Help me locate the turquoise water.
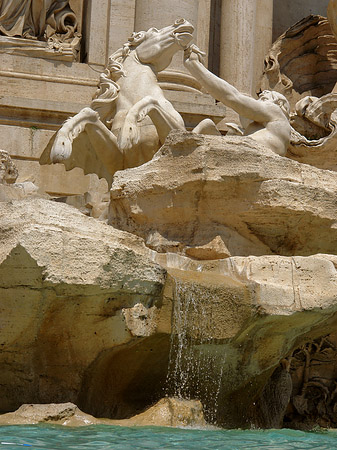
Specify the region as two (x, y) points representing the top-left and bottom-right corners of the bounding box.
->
(0, 425), (336, 450)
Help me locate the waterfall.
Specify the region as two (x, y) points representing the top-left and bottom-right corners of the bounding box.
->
(166, 277), (227, 424)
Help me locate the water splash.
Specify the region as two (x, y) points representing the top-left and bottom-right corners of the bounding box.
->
(166, 278), (227, 424)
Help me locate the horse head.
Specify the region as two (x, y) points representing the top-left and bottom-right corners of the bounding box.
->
(130, 18), (194, 72)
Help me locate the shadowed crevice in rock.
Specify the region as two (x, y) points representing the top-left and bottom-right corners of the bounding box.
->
(77, 334), (171, 419)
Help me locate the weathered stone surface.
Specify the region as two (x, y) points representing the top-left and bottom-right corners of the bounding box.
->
(0, 198), (167, 414)
(0, 403), (98, 426)
(3, 193), (337, 427)
(0, 398), (206, 428)
(109, 131), (337, 258)
(0, 151), (46, 201)
(110, 398), (206, 428)
(161, 252), (337, 426)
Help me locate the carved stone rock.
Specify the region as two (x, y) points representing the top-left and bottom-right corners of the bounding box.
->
(0, 398), (206, 428)
(2, 197), (337, 426)
(0, 150), (44, 201)
(109, 131), (337, 258)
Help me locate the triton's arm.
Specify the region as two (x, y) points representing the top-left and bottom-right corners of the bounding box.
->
(183, 45), (276, 123)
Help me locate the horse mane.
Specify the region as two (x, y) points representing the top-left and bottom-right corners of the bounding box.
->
(90, 31), (146, 126)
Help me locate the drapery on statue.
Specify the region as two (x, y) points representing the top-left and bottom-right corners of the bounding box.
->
(0, 0), (77, 40)
(40, 19), (218, 185)
(183, 45), (291, 156)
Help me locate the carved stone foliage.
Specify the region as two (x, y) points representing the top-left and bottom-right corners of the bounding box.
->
(0, 1), (81, 61)
(285, 334), (337, 429)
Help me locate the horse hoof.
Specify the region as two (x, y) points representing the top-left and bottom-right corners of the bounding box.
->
(118, 120), (140, 151)
(50, 134), (73, 162)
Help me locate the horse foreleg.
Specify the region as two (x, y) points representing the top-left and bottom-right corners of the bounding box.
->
(50, 107), (102, 163)
(51, 107), (123, 175)
(85, 122), (124, 175)
(118, 96), (186, 151)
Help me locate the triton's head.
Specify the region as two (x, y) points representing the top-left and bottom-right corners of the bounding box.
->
(258, 90), (290, 118)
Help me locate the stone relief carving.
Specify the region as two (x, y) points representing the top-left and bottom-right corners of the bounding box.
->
(40, 19), (218, 184)
(288, 94), (337, 171)
(0, 150), (18, 185)
(285, 334), (337, 429)
(259, 15), (337, 108)
(183, 44), (291, 156)
(0, 0), (81, 61)
(258, 12), (337, 171)
(0, 150), (41, 201)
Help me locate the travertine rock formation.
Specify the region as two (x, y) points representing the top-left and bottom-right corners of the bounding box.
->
(2, 193), (337, 427)
(0, 398), (206, 428)
(0, 198), (168, 417)
(0, 403), (98, 426)
(109, 131), (337, 258)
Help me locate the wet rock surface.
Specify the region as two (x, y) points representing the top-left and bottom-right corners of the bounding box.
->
(0, 398), (206, 428)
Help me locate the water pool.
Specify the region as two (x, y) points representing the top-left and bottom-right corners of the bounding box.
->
(0, 425), (335, 450)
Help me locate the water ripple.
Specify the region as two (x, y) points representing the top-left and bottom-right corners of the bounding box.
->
(0, 425), (335, 450)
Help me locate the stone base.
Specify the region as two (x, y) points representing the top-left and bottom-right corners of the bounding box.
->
(0, 36), (79, 62)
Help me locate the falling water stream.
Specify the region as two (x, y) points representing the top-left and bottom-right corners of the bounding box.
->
(166, 278), (227, 424)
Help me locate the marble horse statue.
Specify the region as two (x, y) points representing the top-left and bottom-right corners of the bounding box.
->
(40, 19), (217, 185)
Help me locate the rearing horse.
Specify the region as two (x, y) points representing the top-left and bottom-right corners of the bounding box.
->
(40, 19), (217, 185)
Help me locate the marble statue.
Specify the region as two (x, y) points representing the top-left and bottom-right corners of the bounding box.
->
(40, 19), (218, 184)
(183, 45), (291, 156)
(0, 0), (77, 40)
(0, 0), (80, 61)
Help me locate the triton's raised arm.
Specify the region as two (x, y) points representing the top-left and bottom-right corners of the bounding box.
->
(183, 46), (273, 122)
(183, 45), (291, 156)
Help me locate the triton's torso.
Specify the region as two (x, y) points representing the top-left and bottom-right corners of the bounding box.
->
(244, 118), (290, 156)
